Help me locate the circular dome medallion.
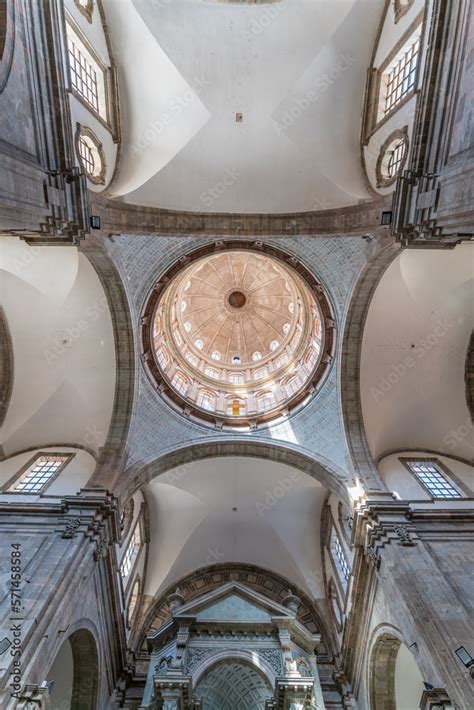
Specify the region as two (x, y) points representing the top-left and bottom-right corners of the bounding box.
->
(228, 290), (247, 309)
(141, 243), (335, 430)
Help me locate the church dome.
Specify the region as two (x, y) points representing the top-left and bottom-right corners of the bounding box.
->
(141, 243), (335, 429)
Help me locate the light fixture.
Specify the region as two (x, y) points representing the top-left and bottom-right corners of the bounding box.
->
(455, 646), (474, 668)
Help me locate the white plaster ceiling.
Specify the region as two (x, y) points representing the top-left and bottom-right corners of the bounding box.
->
(361, 244), (474, 462)
(144, 456), (327, 599)
(0, 238), (116, 457)
(103, 0), (382, 213)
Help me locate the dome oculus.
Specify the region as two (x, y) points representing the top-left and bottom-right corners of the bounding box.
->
(141, 243), (335, 429)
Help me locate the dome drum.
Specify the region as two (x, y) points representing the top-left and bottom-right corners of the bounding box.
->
(141, 242), (335, 430)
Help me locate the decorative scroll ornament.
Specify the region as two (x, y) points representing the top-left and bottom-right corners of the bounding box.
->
(365, 543), (381, 569)
(60, 517), (81, 539)
(394, 525), (416, 546)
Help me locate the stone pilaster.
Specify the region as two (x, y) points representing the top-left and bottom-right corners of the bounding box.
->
(345, 501), (474, 707)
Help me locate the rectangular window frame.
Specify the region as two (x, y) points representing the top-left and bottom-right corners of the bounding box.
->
(64, 14), (114, 133)
(2, 452), (75, 495)
(120, 517), (143, 590)
(363, 11), (425, 140)
(400, 457), (470, 500)
(382, 34), (420, 118)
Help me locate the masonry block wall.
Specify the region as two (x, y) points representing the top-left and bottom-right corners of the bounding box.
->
(0, 491), (125, 709)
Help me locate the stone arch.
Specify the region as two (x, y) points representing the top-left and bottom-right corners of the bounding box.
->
(79, 236), (135, 492)
(140, 563), (333, 655)
(0, 0), (15, 92)
(121, 439), (353, 507)
(368, 624), (425, 710)
(0, 306), (13, 427)
(369, 629), (402, 710)
(193, 649), (276, 689)
(339, 239), (400, 492)
(46, 624), (99, 710)
(194, 656), (274, 710)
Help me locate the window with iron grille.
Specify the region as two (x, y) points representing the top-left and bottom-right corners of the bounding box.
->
(384, 36), (420, 115)
(8, 454), (70, 494)
(404, 460), (464, 499)
(331, 528), (350, 584)
(120, 522), (142, 579)
(67, 35), (100, 113)
(258, 391), (276, 412)
(78, 135), (95, 174)
(197, 390), (215, 411)
(387, 138), (406, 178)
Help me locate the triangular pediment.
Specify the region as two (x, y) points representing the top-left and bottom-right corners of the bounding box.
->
(195, 592), (272, 621)
(173, 582), (294, 623)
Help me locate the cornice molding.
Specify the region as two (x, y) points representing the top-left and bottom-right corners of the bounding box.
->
(89, 193), (391, 237)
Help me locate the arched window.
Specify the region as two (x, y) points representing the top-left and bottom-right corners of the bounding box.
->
(186, 352), (198, 367)
(257, 390), (276, 412)
(304, 346), (318, 372)
(285, 376), (300, 397)
(172, 371), (190, 395)
(197, 389), (216, 412)
(229, 373), (244, 385)
(204, 366), (219, 379)
(254, 366), (269, 380)
(156, 346), (169, 369)
(275, 354), (288, 368)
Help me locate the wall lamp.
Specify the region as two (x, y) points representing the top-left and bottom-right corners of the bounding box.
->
(455, 646), (474, 668)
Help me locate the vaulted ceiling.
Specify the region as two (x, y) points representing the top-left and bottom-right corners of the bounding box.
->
(103, 0), (383, 212)
(143, 456), (327, 600)
(361, 245), (474, 462)
(0, 238), (116, 457)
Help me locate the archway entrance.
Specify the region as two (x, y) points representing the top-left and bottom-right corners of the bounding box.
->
(370, 633), (424, 710)
(46, 628), (99, 710)
(195, 660), (272, 709)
